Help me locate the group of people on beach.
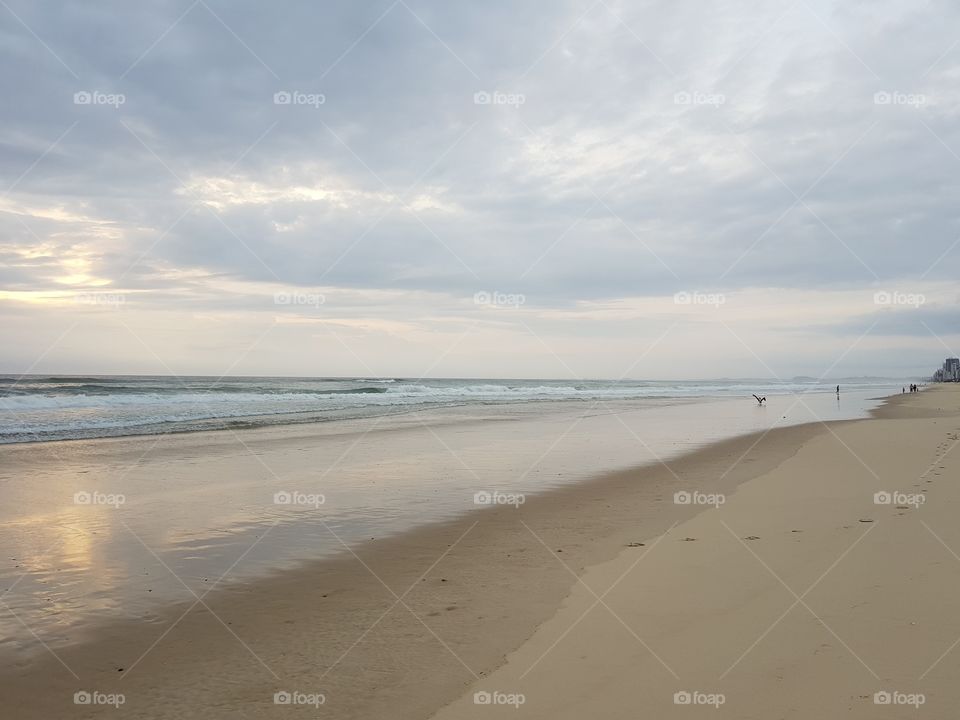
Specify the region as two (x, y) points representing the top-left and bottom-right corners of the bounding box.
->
(904, 384), (920, 393)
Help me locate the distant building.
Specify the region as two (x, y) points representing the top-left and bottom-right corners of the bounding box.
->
(947, 357), (960, 376)
(935, 357), (960, 382)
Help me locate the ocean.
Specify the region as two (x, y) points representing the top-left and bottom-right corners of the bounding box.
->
(0, 375), (905, 443)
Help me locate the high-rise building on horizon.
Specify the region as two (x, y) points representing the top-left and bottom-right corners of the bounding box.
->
(931, 358), (959, 382)
(938, 357), (960, 382)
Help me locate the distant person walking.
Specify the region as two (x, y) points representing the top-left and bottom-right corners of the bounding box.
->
(836, 385), (840, 395)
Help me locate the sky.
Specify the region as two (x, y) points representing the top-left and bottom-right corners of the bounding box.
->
(0, 0), (957, 380)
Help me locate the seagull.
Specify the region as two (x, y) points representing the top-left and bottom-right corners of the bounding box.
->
(752, 394), (766, 406)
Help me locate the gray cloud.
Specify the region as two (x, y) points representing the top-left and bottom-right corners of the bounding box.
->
(1, 0), (959, 375)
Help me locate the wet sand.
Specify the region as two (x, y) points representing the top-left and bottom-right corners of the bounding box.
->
(2, 387), (949, 718)
(0, 391), (884, 657)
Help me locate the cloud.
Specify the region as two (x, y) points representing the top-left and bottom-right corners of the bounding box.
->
(0, 0), (958, 375)
(822, 302), (960, 338)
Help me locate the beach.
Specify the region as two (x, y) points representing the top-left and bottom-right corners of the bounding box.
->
(5, 0), (956, 716)
(0, 383), (889, 657)
(1, 384), (956, 718)
(431, 386), (960, 719)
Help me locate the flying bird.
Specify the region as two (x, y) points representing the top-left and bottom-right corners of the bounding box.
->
(752, 394), (766, 406)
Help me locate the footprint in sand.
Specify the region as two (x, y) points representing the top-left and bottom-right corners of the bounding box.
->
(745, 536), (761, 540)
(682, 537), (698, 542)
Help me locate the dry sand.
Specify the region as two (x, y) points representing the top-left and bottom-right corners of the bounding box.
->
(431, 385), (960, 719)
(3, 386), (957, 718)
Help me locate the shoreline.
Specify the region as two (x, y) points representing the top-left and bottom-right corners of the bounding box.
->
(0, 388), (892, 657)
(0, 391), (921, 718)
(1, 380), (903, 446)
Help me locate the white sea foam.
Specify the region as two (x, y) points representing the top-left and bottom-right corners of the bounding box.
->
(0, 376), (903, 443)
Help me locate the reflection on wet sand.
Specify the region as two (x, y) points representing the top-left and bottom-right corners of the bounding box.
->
(0, 391), (891, 658)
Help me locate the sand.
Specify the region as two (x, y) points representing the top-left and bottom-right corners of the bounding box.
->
(2, 386), (957, 718)
(430, 385), (960, 719)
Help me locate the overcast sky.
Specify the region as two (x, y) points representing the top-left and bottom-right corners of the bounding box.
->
(0, 0), (957, 379)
